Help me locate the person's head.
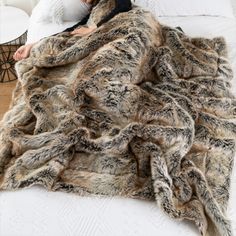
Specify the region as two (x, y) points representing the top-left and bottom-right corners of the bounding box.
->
(81, 0), (98, 4)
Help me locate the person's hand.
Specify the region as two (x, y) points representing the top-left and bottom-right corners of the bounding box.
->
(70, 27), (96, 36)
(13, 43), (35, 61)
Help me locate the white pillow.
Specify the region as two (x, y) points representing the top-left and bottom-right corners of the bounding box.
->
(135, 0), (235, 19)
(31, 0), (63, 24)
(31, 0), (91, 24)
(62, 0), (91, 22)
(232, 0), (236, 17)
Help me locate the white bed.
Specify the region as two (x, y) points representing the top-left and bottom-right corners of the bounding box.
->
(1, 5), (236, 236)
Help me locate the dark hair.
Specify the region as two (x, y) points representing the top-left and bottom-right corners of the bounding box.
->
(92, 0), (99, 6)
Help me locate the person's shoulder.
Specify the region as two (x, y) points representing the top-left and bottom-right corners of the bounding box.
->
(116, 0), (132, 10)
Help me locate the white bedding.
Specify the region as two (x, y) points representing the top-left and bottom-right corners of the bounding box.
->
(1, 16), (236, 236)
(26, 20), (78, 44)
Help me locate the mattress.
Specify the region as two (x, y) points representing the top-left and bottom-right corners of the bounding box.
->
(1, 16), (236, 236)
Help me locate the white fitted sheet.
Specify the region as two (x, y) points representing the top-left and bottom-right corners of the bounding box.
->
(26, 20), (78, 44)
(1, 15), (236, 236)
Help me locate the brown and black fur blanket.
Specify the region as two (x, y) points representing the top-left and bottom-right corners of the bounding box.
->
(0, 3), (235, 236)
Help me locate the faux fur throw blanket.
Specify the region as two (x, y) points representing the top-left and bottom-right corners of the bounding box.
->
(0, 6), (235, 236)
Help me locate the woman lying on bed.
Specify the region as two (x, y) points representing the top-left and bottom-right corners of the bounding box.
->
(13, 0), (132, 61)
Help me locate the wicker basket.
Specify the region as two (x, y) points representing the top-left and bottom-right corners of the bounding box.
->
(0, 31), (27, 83)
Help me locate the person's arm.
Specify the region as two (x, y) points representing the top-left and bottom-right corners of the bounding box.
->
(62, 14), (91, 32)
(97, 0), (132, 27)
(63, 0), (132, 37)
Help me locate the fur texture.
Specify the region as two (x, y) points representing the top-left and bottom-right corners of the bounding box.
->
(0, 5), (235, 236)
